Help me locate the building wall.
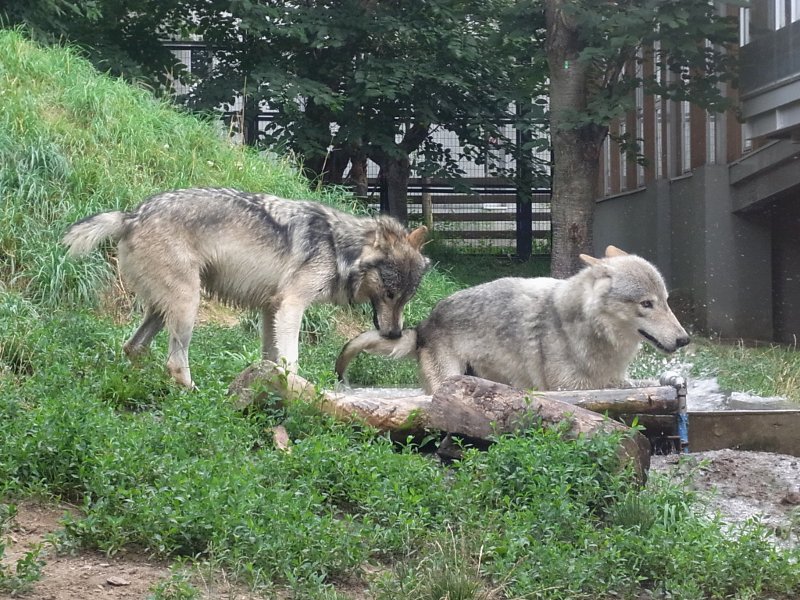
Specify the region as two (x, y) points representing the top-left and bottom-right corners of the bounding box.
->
(592, 5), (800, 344)
(773, 195), (800, 344)
(594, 166), (775, 341)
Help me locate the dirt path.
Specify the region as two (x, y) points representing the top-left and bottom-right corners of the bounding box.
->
(3, 449), (798, 599)
(650, 449), (800, 546)
(0, 502), (261, 600)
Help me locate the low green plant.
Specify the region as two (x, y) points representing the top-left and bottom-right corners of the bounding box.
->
(0, 503), (45, 595)
(148, 569), (201, 600)
(375, 530), (497, 600)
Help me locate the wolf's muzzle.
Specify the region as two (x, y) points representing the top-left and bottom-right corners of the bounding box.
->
(371, 303), (401, 338)
(639, 329), (690, 352)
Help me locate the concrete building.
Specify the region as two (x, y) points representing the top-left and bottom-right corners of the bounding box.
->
(593, 2), (800, 344)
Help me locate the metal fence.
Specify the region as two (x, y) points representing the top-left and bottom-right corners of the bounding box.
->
(368, 178), (551, 255)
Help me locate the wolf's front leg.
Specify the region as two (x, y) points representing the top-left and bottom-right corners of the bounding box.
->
(273, 299), (307, 372)
(261, 304), (279, 362)
(166, 321), (195, 388)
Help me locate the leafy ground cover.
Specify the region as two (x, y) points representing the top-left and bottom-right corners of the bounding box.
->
(0, 29), (798, 599)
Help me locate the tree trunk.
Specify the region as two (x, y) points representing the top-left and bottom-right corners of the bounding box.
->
(421, 176), (433, 230)
(377, 155), (411, 225)
(346, 153), (369, 198)
(516, 102), (533, 260)
(545, 0), (607, 278)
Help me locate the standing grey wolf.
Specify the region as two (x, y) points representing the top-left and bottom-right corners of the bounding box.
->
(336, 246), (689, 393)
(63, 188), (429, 387)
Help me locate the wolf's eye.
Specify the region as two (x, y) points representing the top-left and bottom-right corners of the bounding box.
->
(386, 291), (396, 300)
(640, 300), (654, 309)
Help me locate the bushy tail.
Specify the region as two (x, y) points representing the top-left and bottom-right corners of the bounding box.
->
(62, 212), (127, 258)
(335, 328), (418, 383)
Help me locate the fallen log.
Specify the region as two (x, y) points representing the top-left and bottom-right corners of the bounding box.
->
(228, 361), (430, 431)
(544, 386), (677, 415)
(429, 376), (651, 480)
(229, 362), (652, 480)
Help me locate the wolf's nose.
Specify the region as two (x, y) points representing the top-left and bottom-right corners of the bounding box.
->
(675, 336), (690, 349)
(384, 329), (402, 340)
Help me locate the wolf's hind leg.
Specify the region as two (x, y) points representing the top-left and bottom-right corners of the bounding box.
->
(123, 308), (165, 359)
(164, 295), (200, 388)
(418, 347), (463, 394)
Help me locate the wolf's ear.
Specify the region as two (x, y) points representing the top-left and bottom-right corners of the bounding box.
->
(579, 253), (602, 267)
(406, 225), (428, 251)
(604, 245), (628, 257)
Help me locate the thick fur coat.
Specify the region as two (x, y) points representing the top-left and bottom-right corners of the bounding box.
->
(336, 246), (689, 393)
(63, 188), (429, 387)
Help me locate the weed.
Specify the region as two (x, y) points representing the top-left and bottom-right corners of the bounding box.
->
(375, 530), (498, 600)
(148, 569), (201, 600)
(0, 503), (45, 595)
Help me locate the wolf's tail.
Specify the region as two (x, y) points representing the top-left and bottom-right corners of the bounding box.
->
(335, 328), (418, 382)
(62, 212), (127, 258)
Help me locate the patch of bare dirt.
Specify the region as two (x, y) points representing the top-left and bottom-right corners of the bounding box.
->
(0, 501), (263, 600)
(650, 449), (800, 545)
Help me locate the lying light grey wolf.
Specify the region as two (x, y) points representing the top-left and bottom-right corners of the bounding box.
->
(336, 246), (689, 393)
(63, 188), (429, 387)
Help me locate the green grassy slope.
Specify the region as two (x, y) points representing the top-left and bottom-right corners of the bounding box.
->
(0, 26), (456, 386)
(0, 28), (359, 306)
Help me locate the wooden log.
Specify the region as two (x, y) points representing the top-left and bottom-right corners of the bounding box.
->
(229, 364), (652, 480)
(543, 386), (678, 415)
(228, 361), (430, 431)
(428, 376), (651, 481)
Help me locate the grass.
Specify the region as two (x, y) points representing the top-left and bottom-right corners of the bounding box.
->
(0, 28), (799, 600)
(2, 300), (797, 599)
(687, 338), (800, 402)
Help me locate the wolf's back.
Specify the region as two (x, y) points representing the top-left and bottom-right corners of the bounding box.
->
(62, 212), (127, 258)
(335, 328), (418, 382)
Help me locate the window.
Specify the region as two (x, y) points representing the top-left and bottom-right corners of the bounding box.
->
(653, 41), (663, 180)
(776, 0), (800, 26)
(635, 52), (645, 186)
(776, 0), (787, 29)
(740, 7), (751, 45)
(680, 101), (691, 174)
(707, 112), (717, 165)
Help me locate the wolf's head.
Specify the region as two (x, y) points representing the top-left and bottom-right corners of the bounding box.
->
(579, 246), (690, 353)
(353, 220), (430, 339)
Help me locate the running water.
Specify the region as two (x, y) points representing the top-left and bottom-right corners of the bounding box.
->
(687, 376), (794, 411)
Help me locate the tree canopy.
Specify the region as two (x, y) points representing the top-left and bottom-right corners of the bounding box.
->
(181, 0), (548, 222)
(3, 0), (190, 88)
